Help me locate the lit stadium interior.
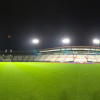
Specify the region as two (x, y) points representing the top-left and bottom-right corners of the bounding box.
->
(1, 1), (100, 100)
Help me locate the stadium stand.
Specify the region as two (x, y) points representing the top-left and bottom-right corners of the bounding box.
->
(0, 46), (100, 63)
(64, 55), (74, 62)
(56, 55), (67, 62)
(12, 56), (18, 62)
(95, 55), (100, 62)
(4, 55), (12, 62)
(50, 55), (61, 62)
(0, 55), (4, 62)
(44, 55), (54, 61)
(38, 55), (48, 61)
(28, 55), (34, 62)
(1, 54), (100, 63)
(17, 56), (23, 62)
(34, 55), (41, 61)
(74, 55), (87, 63)
(87, 55), (97, 62)
(23, 55), (29, 62)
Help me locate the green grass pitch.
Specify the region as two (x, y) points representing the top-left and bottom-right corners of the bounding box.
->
(0, 62), (100, 100)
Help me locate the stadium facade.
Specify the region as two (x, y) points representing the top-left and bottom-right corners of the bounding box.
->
(1, 46), (100, 63)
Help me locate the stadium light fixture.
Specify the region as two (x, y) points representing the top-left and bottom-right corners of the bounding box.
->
(62, 38), (70, 44)
(93, 39), (100, 44)
(32, 39), (39, 44)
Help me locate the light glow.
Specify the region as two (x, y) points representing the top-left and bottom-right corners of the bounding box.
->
(93, 39), (100, 44)
(62, 39), (70, 44)
(32, 39), (39, 44)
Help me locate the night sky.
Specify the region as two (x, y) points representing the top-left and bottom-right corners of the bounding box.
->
(0, 1), (100, 50)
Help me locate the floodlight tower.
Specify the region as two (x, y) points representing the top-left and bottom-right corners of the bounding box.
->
(32, 39), (39, 49)
(93, 39), (100, 47)
(62, 38), (70, 46)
